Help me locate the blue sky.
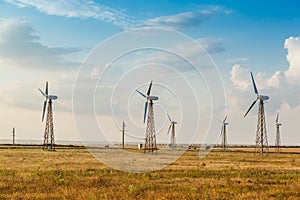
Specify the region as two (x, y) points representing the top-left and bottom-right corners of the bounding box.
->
(1, 0), (300, 145)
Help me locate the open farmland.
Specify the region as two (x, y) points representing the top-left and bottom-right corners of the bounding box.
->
(0, 147), (299, 200)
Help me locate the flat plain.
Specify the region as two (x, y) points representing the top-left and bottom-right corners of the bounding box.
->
(0, 146), (299, 200)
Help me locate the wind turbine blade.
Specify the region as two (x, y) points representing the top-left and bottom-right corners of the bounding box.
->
(276, 112), (279, 123)
(143, 101), (148, 123)
(136, 90), (146, 98)
(244, 99), (258, 117)
(42, 100), (47, 121)
(167, 113), (172, 122)
(167, 124), (172, 135)
(147, 80), (152, 96)
(220, 125), (223, 137)
(223, 115), (227, 123)
(250, 72), (258, 95)
(45, 81), (48, 96)
(38, 88), (46, 97)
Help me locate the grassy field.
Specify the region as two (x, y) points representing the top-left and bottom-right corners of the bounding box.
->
(0, 147), (299, 200)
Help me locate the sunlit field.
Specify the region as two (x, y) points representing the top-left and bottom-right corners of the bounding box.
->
(0, 146), (299, 199)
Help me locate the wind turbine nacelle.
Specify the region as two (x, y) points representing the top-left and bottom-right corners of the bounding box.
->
(259, 95), (269, 101)
(276, 123), (282, 126)
(224, 122), (228, 125)
(49, 95), (58, 100)
(149, 96), (158, 101)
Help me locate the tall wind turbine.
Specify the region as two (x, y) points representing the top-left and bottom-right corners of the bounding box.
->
(219, 116), (228, 151)
(38, 81), (58, 151)
(244, 72), (269, 156)
(167, 113), (177, 150)
(136, 80), (158, 154)
(275, 112), (282, 153)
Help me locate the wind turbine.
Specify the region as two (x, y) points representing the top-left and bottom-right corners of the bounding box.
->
(136, 80), (158, 154)
(38, 81), (58, 151)
(218, 116), (228, 151)
(120, 121), (126, 150)
(275, 112), (282, 153)
(244, 72), (269, 156)
(167, 113), (177, 150)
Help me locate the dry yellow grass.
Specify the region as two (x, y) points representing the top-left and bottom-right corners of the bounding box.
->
(0, 147), (299, 199)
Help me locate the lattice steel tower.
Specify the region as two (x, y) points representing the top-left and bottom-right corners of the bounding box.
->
(144, 100), (157, 153)
(38, 82), (58, 151)
(255, 100), (269, 156)
(136, 81), (158, 154)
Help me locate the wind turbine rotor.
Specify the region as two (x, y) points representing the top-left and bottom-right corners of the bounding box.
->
(143, 101), (148, 123)
(223, 115), (227, 123)
(147, 81), (158, 101)
(244, 72), (270, 117)
(167, 124), (172, 135)
(38, 82), (49, 121)
(38, 81), (58, 121)
(45, 81), (48, 97)
(220, 125), (224, 137)
(38, 88), (46, 97)
(244, 98), (258, 117)
(136, 81), (159, 124)
(147, 80), (152, 96)
(167, 113), (172, 122)
(42, 100), (47, 121)
(276, 112), (282, 126)
(136, 89), (146, 98)
(250, 72), (258, 95)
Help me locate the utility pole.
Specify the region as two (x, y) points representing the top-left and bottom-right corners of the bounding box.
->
(12, 127), (16, 145)
(121, 121), (125, 150)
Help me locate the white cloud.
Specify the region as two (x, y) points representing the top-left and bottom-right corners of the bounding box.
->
(197, 38), (225, 54)
(266, 71), (286, 89)
(227, 57), (249, 63)
(230, 64), (251, 92)
(284, 36), (300, 85)
(140, 6), (229, 30)
(140, 7), (230, 30)
(142, 10), (213, 30)
(90, 67), (101, 79)
(123, 37), (225, 72)
(0, 19), (80, 70)
(4, 0), (133, 27)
